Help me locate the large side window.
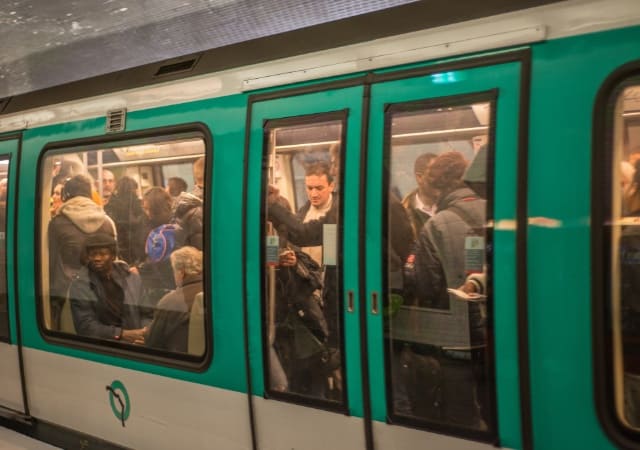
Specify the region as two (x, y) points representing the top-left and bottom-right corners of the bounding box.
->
(384, 99), (494, 433)
(262, 116), (346, 407)
(606, 79), (640, 432)
(39, 133), (207, 360)
(0, 157), (9, 341)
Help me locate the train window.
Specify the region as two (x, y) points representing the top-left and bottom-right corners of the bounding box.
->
(262, 117), (345, 407)
(385, 100), (494, 432)
(0, 158), (9, 341)
(608, 81), (640, 431)
(39, 133), (207, 360)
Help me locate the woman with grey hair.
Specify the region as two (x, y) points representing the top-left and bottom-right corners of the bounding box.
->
(145, 246), (204, 353)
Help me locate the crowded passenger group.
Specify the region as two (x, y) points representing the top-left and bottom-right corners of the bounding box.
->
(47, 156), (205, 355)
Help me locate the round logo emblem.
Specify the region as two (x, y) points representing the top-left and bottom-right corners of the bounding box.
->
(106, 380), (131, 426)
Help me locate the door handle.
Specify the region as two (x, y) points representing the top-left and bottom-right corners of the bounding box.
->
(371, 291), (379, 315)
(347, 290), (354, 313)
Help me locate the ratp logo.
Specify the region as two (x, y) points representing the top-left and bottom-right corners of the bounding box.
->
(106, 380), (131, 427)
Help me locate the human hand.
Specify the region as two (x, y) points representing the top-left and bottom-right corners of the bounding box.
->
(121, 327), (147, 344)
(279, 249), (296, 267)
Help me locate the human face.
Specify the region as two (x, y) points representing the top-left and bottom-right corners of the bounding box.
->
(305, 174), (334, 208)
(102, 170), (115, 196)
(87, 247), (115, 275)
(142, 199), (151, 218)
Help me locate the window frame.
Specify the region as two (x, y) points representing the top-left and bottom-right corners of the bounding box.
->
(381, 91), (498, 439)
(260, 111), (350, 413)
(35, 123), (214, 371)
(0, 152), (12, 343)
(593, 61), (640, 448)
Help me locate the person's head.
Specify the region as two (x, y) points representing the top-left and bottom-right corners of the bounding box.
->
(624, 159), (640, 214)
(413, 153), (439, 199)
(304, 161), (335, 208)
(50, 183), (64, 213)
(428, 151), (468, 199)
(166, 177), (188, 197)
(84, 233), (117, 275)
(170, 246), (203, 287)
(115, 176), (139, 198)
(193, 157), (205, 188)
(143, 187), (173, 226)
(101, 169), (116, 199)
(328, 143), (341, 181)
(62, 174), (93, 202)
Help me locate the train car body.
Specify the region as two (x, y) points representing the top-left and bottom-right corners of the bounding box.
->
(0, 1), (640, 449)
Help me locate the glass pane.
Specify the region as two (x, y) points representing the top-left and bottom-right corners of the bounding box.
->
(263, 119), (344, 404)
(611, 83), (640, 429)
(385, 102), (492, 431)
(0, 158), (9, 340)
(40, 135), (207, 357)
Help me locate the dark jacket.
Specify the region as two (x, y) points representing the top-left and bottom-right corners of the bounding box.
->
(401, 188), (435, 240)
(268, 199), (340, 346)
(105, 191), (147, 265)
(69, 261), (149, 340)
(49, 196), (116, 299)
(415, 187), (485, 308)
(146, 274), (204, 353)
(174, 193), (203, 250)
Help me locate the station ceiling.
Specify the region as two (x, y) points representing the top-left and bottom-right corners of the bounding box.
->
(0, 0), (561, 100)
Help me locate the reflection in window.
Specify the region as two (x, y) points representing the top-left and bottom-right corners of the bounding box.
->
(263, 119), (345, 406)
(385, 101), (494, 433)
(0, 159), (9, 340)
(40, 135), (207, 358)
(610, 83), (640, 430)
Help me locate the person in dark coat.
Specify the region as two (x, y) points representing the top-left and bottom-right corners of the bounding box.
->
(69, 233), (149, 342)
(146, 246), (204, 353)
(48, 174), (116, 330)
(173, 192), (203, 251)
(410, 150), (488, 429)
(105, 176), (147, 266)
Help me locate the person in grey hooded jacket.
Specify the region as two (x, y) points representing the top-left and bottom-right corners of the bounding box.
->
(48, 174), (116, 330)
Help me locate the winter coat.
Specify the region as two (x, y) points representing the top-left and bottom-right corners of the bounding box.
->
(174, 193), (203, 250)
(146, 274), (204, 353)
(48, 196), (116, 300)
(69, 261), (149, 340)
(105, 191), (147, 266)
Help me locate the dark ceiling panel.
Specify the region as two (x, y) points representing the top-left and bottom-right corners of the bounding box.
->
(1, 0), (563, 113)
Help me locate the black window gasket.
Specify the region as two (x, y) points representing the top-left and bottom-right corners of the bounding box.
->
(35, 122), (213, 373)
(381, 90), (498, 443)
(259, 110), (350, 414)
(593, 61), (640, 449)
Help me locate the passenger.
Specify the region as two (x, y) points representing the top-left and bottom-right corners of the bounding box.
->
(142, 187), (173, 229)
(104, 176), (147, 266)
(146, 246), (203, 353)
(411, 150), (487, 428)
(48, 174), (116, 330)
(471, 134), (488, 155)
(267, 161), (342, 400)
(173, 192), (203, 250)
(268, 212), (328, 397)
(401, 152), (439, 239)
(69, 233), (149, 342)
(191, 156), (205, 200)
(100, 169), (116, 205)
(50, 183), (64, 217)
(620, 158), (640, 427)
(138, 187), (183, 308)
(166, 176), (188, 209)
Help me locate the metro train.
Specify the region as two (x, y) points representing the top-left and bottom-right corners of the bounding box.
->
(1, 1), (640, 449)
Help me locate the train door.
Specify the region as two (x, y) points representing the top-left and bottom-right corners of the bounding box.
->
(364, 59), (526, 448)
(246, 85), (367, 448)
(0, 135), (25, 415)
